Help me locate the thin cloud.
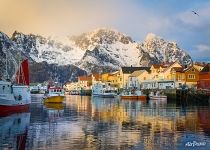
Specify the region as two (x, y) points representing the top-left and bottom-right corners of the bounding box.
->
(196, 44), (210, 51)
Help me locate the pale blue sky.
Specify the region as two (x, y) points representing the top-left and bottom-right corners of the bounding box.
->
(0, 0), (209, 61)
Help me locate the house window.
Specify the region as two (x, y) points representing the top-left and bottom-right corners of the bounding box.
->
(192, 69), (195, 72)
(188, 74), (195, 79)
(144, 77), (146, 80)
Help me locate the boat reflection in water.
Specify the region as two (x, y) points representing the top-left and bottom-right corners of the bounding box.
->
(0, 112), (30, 150)
(44, 103), (64, 122)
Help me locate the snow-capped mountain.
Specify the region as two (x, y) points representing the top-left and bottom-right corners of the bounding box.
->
(73, 28), (192, 72)
(0, 31), (86, 83)
(11, 31), (85, 65)
(138, 33), (192, 66)
(0, 28), (192, 81)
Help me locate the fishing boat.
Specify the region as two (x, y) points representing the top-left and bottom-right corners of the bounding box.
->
(43, 86), (65, 103)
(149, 91), (167, 100)
(120, 89), (147, 100)
(92, 82), (117, 98)
(0, 59), (31, 116)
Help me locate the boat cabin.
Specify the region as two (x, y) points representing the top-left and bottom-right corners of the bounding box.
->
(48, 87), (64, 94)
(0, 80), (13, 94)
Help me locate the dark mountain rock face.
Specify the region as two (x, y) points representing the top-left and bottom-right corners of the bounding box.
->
(30, 62), (87, 83)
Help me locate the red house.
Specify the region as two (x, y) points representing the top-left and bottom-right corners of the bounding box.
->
(197, 63), (210, 89)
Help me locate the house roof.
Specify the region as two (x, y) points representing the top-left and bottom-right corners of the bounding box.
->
(92, 74), (101, 81)
(78, 75), (92, 81)
(183, 65), (199, 72)
(130, 70), (145, 77)
(163, 61), (182, 73)
(121, 67), (150, 74)
(171, 67), (183, 72)
(200, 63), (210, 73)
(152, 64), (168, 69)
(194, 62), (206, 67)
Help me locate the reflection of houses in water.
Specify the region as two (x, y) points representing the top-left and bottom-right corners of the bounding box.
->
(0, 113), (30, 150)
(198, 108), (210, 137)
(65, 95), (92, 115)
(90, 97), (204, 149)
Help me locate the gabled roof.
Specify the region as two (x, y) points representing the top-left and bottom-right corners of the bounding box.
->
(121, 67), (150, 74)
(200, 63), (210, 73)
(78, 75), (92, 81)
(183, 65), (199, 72)
(130, 70), (145, 77)
(163, 61), (182, 73)
(152, 64), (168, 69)
(171, 67), (183, 72)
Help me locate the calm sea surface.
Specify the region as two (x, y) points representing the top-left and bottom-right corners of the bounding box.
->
(0, 95), (210, 150)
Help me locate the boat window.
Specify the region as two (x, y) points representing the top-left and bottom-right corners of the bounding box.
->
(54, 89), (56, 92)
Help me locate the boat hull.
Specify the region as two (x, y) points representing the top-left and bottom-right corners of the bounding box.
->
(150, 96), (167, 100)
(92, 94), (116, 98)
(43, 96), (64, 103)
(0, 104), (29, 117)
(121, 95), (147, 100)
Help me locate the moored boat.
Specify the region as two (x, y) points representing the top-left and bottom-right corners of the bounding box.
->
(43, 86), (65, 103)
(92, 82), (117, 98)
(149, 91), (167, 100)
(120, 89), (147, 100)
(0, 59), (31, 115)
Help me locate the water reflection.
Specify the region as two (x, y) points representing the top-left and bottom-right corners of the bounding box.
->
(1, 95), (210, 149)
(0, 112), (30, 150)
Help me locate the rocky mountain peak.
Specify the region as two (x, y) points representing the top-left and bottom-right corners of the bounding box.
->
(70, 28), (133, 50)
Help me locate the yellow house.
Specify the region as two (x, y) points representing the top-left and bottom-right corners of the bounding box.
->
(101, 71), (120, 88)
(184, 65), (200, 87)
(170, 65), (200, 88)
(160, 61), (182, 80)
(150, 64), (168, 80)
(135, 70), (151, 82)
(170, 67), (185, 87)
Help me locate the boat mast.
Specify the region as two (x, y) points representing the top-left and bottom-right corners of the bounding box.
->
(5, 50), (9, 80)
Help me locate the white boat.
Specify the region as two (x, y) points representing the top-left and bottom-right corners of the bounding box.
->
(92, 82), (117, 98)
(149, 91), (167, 100)
(0, 59), (31, 115)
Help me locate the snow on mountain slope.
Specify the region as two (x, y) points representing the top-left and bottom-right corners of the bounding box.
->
(74, 29), (192, 72)
(1, 28), (192, 75)
(138, 33), (192, 65)
(11, 31), (85, 65)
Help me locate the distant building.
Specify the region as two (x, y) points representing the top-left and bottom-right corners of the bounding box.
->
(197, 63), (210, 89)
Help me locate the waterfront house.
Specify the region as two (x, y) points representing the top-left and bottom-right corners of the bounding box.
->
(197, 63), (210, 89)
(127, 71), (143, 89)
(119, 66), (150, 89)
(183, 65), (200, 88)
(78, 75), (92, 90)
(150, 64), (168, 80)
(170, 67), (185, 87)
(101, 71), (119, 88)
(159, 61), (182, 80)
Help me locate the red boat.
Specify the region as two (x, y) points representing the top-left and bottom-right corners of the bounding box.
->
(0, 59), (31, 115)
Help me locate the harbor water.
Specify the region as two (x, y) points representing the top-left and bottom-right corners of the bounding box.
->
(0, 95), (210, 150)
